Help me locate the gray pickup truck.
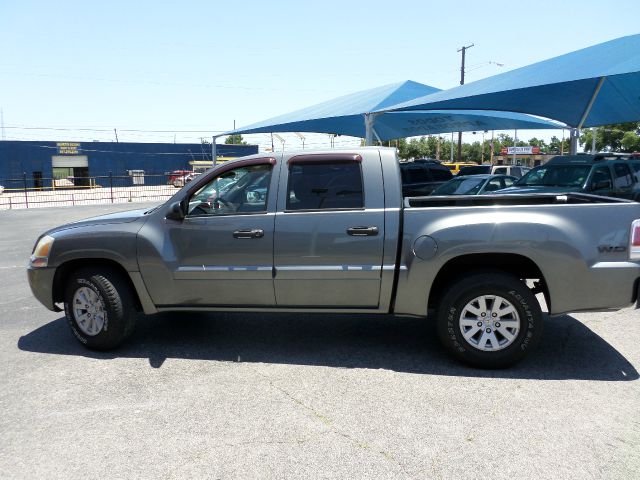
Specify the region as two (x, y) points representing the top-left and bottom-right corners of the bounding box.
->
(28, 148), (640, 368)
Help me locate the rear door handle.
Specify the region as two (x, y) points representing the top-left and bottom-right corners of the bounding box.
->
(346, 226), (379, 236)
(233, 229), (264, 239)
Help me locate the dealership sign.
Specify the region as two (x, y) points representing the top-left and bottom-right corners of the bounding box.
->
(500, 146), (541, 155)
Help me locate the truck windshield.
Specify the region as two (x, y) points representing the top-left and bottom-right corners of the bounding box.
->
(516, 165), (591, 187)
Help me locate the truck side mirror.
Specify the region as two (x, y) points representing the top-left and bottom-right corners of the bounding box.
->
(166, 201), (185, 221)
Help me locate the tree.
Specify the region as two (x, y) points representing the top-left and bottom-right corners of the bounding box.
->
(548, 135), (570, 154)
(621, 131), (640, 152)
(580, 122), (639, 152)
(224, 134), (247, 145)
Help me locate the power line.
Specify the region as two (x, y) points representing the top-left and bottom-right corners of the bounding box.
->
(4, 125), (225, 133)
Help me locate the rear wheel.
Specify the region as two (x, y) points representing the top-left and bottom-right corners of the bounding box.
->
(63, 268), (137, 350)
(436, 272), (543, 368)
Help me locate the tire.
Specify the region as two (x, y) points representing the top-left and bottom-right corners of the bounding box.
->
(436, 271), (543, 369)
(63, 268), (137, 350)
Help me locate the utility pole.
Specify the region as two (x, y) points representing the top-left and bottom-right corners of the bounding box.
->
(457, 43), (474, 162)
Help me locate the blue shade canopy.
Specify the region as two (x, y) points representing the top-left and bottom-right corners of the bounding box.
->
(225, 80), (563, 141)
(385, 35), (640, 128)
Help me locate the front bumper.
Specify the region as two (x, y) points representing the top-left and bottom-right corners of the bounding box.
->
(27, 267), (58, 311)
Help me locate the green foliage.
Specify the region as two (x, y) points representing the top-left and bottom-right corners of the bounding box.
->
(395, 136), (459, 161)
(580, 123), (640, 152)
(224, 134), (247, 145)
(548, 135), (570, 154)
(621, 131), (640, 152)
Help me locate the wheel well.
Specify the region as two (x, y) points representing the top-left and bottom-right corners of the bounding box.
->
(52, 259), (142, 311)
(428, 253), (550, 312)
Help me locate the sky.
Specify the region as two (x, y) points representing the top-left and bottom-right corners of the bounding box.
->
(1, 0), (639, 153)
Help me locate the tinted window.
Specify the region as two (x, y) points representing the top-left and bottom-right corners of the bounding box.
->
(493, 167), (508, 175)
(591, 165), (612, 190)
(188, 164), (273, 216)
(430, 168), (453, 181)
(287, 162), (363, 210)
(517, 165), (591, 187)
(458, 165), (490, 176)
(401, 166), (431, 184)
(613, 163), (633, 188)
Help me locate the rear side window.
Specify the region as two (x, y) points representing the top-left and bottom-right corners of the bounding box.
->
(493, 167), (508, 175)
(401, 166), (432, 184)
(430, 169), (453, 181)
(591, 165), (612, 188)
(613, 163), (633, 188)
(287, 162), (363, 210)
(459, 165), (490, 176)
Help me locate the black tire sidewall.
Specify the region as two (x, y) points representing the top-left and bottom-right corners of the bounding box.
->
(64, 270), (130, 350)
(437, 273), (542, 368)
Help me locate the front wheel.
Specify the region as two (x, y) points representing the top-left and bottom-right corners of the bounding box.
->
(436, 272), (543, 368)
(63, 268), (137, 350)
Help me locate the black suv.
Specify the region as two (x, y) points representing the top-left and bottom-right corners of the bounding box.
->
(400, 159), (453, 196)
(500, 153), (640, 200)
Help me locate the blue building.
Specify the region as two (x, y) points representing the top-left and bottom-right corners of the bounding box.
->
(0, 140), (258, 187)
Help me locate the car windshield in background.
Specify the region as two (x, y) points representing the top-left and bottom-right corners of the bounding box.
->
(432, 177), (485, 195)
(516, 165), (592, 187)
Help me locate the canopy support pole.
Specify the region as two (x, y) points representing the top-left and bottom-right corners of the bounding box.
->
(569, 129), (579, 155)
(577, 77), (605, 130)
(364, 113), (379, 146)
(212, 135), (220, 166)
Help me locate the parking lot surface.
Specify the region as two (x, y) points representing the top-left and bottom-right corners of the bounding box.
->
(1, 204), (639, 479)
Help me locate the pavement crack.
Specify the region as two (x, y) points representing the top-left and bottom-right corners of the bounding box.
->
(247, 365), (410, 477)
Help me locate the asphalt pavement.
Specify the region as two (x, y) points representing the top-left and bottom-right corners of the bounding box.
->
(1, 203), (639, 479)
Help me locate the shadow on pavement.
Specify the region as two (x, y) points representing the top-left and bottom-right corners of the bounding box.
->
(18, 312), (638, 381)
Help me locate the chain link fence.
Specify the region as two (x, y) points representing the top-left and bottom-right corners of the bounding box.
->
(0, 172), (184, 210)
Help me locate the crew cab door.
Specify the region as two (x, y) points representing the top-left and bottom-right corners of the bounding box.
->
(273, 153), (385, 307)
(138, 158), (278, 307)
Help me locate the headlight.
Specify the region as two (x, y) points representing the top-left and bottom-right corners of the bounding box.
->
(30, 235), (54, 268)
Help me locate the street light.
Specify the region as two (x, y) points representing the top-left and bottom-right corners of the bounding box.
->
(273, 133), (286, 152)
(294, 132), (306, 149)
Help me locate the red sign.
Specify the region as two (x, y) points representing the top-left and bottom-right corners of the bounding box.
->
(500, 146), (540, 155)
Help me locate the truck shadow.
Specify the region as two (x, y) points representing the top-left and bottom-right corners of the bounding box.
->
(18, 312), (638, 381)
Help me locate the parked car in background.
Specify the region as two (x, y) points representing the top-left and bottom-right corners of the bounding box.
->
(458, 164), (531, 178)
(399, 159), (453, 196)
(499, 153), (640, 200)
(168, 170), (192, 187)
(441, 162), (477, 175)
(431, 174), (518, 196)
(0, 185), (4, 195)
(171, 171), (202, 188)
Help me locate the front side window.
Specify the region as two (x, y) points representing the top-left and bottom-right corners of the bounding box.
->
(287, 162), (363, 210)
(517, 165), (591, 187)
(187, 164), (273, 216)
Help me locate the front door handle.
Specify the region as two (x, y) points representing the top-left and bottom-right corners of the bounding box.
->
(346, 226), (379, 236)
(233, 229), (264, 239)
